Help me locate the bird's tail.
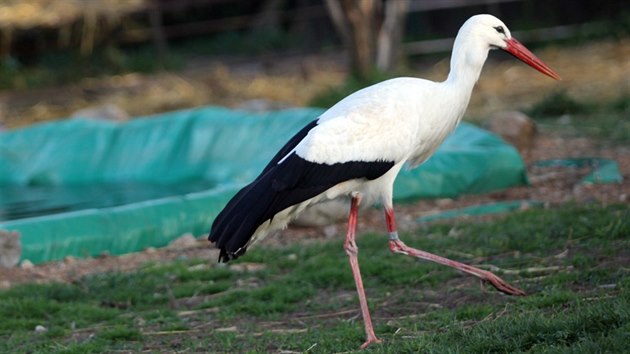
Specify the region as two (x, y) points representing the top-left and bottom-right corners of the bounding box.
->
(208, 151), (395, 262)
(208, 173), (278, 263)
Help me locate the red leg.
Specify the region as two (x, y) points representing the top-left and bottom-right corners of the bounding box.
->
(384, 208), (525, 296)
(345, 194), (381, 349)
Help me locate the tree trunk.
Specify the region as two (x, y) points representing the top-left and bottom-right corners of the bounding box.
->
(325, 0), (378, 78)
(149, 4), (169, 65)
(376, 0), (409, 72)
(324, 0), (409, 79)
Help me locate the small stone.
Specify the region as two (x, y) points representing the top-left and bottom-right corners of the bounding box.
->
(485, 111), (537, 155)
(0, 230), (21, 268)
(229, 263), (267, 272)
(34, 325), (48, 333)
(0, 280), (10, 289)
(287, 254), (297, 261)
(20, 259), (34, 269)
(435, 198), (454, 207)
(145, 247), (157, 254)
(134, 317), (146, 326)
(187, 263), (208, 272)
(64, 255), (76, 264)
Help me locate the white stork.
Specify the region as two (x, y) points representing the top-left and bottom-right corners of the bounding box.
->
(209, 14), (560, 348)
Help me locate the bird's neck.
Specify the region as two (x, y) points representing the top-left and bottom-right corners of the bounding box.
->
(445, 36), (490, 95)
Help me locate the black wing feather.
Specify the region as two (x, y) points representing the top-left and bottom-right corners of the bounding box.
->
(259, 119), (319, 177)
(208, 119), (318, 241)
(208, 119), (394, 262)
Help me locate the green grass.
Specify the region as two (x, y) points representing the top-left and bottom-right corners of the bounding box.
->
(1, 203), (629, 353)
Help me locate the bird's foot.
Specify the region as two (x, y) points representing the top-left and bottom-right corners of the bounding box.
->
(359, 336), (382, 350)
(344, 239), (358, 257)
(480, 270), (526, 296)
(388, 239), (526, 296)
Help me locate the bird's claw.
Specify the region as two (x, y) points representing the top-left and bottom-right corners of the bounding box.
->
(483, 272), (526, 296)
(359, 336), (382, 350)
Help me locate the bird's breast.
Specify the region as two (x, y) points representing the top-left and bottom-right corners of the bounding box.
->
(408, 93), (467, 166)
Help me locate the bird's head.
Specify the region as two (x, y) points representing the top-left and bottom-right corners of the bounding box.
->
(460, 14), (561, 80)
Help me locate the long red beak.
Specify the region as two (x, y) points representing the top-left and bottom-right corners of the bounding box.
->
(504, 38), (561, 80)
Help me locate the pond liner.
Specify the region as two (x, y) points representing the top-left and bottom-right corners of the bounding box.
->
(417, 200), (544, 223)
(0, 106), (527, 264)
(533, 158), (623, 185)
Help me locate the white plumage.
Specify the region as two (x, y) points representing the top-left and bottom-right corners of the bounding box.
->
(208, 14), (560, 348)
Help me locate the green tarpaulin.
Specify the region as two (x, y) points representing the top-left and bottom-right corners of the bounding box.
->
(533, 158), (622, 185)
(0, 106), (527, 263)
(417, 200), (544, 223)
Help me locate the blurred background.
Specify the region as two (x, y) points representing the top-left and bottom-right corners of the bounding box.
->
(0, 0), (628, 265)
(0, 2), (629, 350)
(0, 0), (628, 129)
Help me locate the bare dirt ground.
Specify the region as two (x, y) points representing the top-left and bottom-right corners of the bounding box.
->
(0, 38), (628, 289)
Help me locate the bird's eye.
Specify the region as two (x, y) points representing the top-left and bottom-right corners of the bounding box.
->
(494, 26), (505, 34)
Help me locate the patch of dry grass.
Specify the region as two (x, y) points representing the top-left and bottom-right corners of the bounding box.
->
(3, 39), (627, 129)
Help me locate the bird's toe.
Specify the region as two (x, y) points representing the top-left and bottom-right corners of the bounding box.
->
(359, 337), (382, 350)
